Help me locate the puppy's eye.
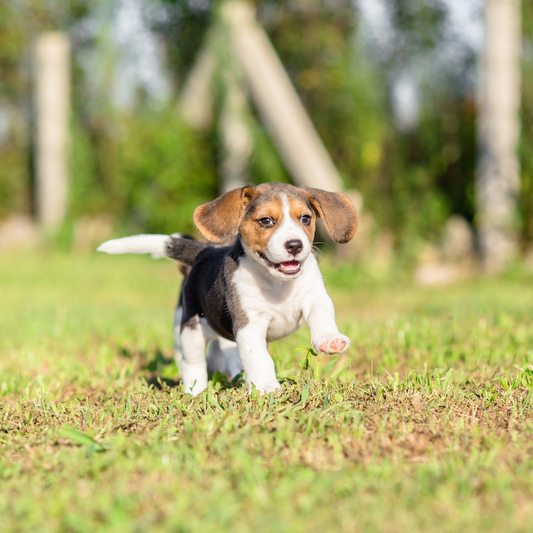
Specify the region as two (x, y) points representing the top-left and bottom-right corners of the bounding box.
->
(259, 217), (275, 228)
(300, 214), (312, 226)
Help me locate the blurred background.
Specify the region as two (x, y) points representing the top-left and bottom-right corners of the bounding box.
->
(0, 0), (531, 283)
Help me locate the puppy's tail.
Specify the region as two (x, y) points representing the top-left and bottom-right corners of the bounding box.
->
(97, 233), (210, 266)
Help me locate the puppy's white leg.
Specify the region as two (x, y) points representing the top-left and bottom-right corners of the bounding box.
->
(218, 337), (243, 380)
(206, 339), (228, 376)
(206, 337), (242, 379)
(236, 323), (280, 394)
(304, 281), (350, 355)
(180, 317), (209, 396)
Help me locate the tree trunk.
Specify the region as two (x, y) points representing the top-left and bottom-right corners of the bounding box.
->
(218, 62), (253, 194)
(35, 32), (70, 232)
(476, 0), (522, 271)
(222, 0), (344, 192)
(178, 33), (217, 131)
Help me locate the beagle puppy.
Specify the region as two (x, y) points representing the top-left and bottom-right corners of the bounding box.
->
(98, 183), (357, 395)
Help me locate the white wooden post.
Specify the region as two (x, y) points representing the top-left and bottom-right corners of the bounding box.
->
(178, 37), (217, 131)
(35, 32), (70, 231)
(219, 67), (253, 193)
(476, 0), (522, 271)
(222, 1), (344, 192)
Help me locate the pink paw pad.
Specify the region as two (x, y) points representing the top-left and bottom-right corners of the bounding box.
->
(319, 338), (347, 353)
(331, 338), (346, 352)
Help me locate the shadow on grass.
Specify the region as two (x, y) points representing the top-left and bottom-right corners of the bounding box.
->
(119, 345), (246, 392)
(144, 372), (246, 392)
(144, 374), (182, 390)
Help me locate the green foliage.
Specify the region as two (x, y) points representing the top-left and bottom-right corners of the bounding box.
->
(249, 118), (290, 185)
(0, 139), (30, 219)
(0, 0), (532, 257)
(0, 0), (91, 218)
(70, 107), (217, 235)
(149, 0), (212, 88)
(254, 0), (473, 253)
(364, 2), (477, 253)
(519, 0), (533, 244)
(69, 119), (104, 217)
(116, 110), (216, 234)
(0, 0), (90, 100)
(375, 93), (477, 259)
(386, 0), (448, 63)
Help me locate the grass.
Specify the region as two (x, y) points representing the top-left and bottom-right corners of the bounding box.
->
(2, 251), (533, 532)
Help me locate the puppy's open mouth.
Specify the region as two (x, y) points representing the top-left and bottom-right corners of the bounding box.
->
(258, 252), (301, 275)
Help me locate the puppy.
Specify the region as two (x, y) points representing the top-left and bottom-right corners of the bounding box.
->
(98, 183), (357, 395)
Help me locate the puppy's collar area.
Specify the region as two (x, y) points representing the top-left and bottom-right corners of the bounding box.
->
(257, 251), (301, 276)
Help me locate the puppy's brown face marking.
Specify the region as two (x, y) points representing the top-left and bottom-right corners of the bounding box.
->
(288, 195), (316, 244)
(239, 194), (284, 257)
(235, 185), (318, 279)
(194, 182), (356, 260)
(238, 187), (315, 259)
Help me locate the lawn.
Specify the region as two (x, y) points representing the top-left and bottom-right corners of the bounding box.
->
(2, 251), (533, 532)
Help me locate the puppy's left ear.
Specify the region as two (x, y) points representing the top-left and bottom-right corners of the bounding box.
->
(301, 186), (358, 243)
(194, 186), (257, 243)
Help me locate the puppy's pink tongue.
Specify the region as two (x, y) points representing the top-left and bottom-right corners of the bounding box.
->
(279, 261), (300, 273)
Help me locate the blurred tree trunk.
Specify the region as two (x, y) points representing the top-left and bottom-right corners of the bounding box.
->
(35, 33), (70, 232)
(218, 65), (253, 194)
(476, 0), (522, 271)
(222, 0), (344, 193)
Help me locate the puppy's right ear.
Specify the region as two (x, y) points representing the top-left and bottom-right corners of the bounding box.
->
(194, 186), (257, 243)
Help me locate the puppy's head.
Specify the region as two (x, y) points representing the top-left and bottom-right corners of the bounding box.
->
(194, 183), (357, 280)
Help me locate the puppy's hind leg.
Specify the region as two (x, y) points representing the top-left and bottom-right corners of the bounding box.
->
(206, 339), (228, 376)
(180, 316), (211, 396)
(218, 337), (243, 380)
(206, 337), (243, 380)
(207, 337), (242, 379)
(173, 305), (184, 368)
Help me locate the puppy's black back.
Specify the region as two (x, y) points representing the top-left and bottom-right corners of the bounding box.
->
(166, 234), (210, 265)
(180, 240), (246, 342)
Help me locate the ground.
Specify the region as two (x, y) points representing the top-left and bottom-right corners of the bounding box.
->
(2, 251), (533, 532)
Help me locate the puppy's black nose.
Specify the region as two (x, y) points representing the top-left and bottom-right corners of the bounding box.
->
(285, 239), (303, 256)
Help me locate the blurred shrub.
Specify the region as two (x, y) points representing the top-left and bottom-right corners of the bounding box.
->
(257, 1), (386, 197)
(0, 0), (531, 261)
(0, 0), (90, 220)
(378, 90), (477, 259)
(255, 0), (455, 259)
(249, 115), (290, 185)
(70, 106), (217, 235)
(0, 138), (29, 219)
(520, 1), (533, 245)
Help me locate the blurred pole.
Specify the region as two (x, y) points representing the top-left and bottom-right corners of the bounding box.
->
(222, 0), (344, 192)
(35, 32), (70, 232)
(178, 36), (216, 131)
(476, 0), (521, 271)
(219, 68), (253, 193)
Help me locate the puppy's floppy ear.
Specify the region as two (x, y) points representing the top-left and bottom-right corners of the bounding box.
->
(194, 186), (257, 243)
(300, 186), (358, 244)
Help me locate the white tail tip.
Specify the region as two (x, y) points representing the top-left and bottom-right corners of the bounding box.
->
(97, 234), (171, 258)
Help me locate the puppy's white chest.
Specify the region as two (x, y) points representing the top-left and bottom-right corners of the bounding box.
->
(264, 300), (302, 342)
(232, 258), (308, 341)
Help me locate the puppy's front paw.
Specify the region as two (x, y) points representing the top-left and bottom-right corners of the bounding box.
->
(313, 334), (350, 354)
(250, 380), (281, 395)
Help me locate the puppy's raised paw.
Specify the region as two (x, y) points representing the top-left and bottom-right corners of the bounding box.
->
(314, 334), (350, 354)
(250, 380), (281, 395)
